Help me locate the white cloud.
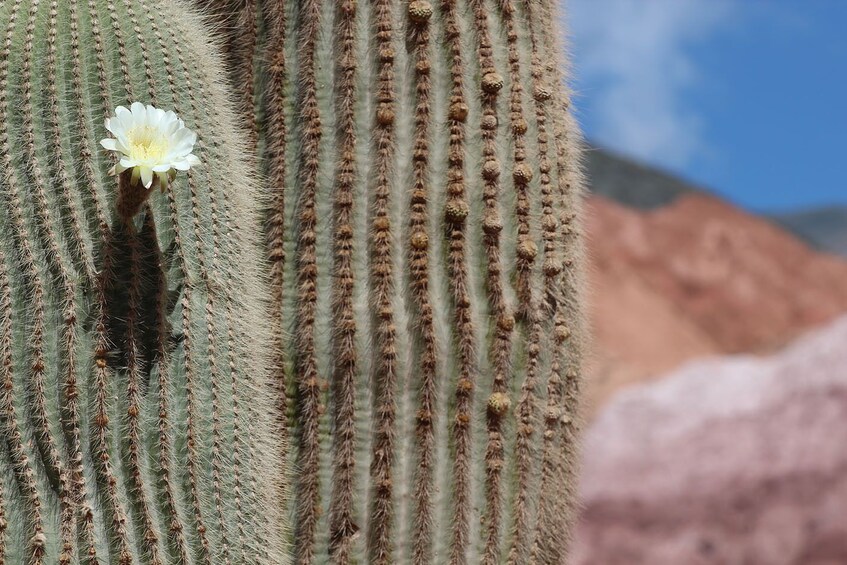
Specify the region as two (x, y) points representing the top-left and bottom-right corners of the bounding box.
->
(567, 0), (737, 168)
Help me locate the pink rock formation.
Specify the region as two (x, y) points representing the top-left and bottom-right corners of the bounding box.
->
(574, 315), (847, 565)
(585, 194), (847, 411)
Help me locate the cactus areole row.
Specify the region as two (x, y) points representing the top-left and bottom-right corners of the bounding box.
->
(0, 0), (585, 563)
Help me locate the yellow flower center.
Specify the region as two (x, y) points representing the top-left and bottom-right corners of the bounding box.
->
(127, 125), (168, 162)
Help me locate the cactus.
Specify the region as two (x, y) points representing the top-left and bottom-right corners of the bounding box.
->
(211, 0), (587, 563)
(0, 0), (283, 563)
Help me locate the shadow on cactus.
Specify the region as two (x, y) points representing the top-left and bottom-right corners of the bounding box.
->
(0, 0), (283, 563)
(101, 206), (169, 383)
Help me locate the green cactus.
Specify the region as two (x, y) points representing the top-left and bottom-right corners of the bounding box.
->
(211, 0), (586, 563)
(0, 0), (283, 563)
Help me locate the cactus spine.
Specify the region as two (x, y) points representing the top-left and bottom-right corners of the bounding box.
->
(0, 0), (284, 563)
(212, 0), (587, 562)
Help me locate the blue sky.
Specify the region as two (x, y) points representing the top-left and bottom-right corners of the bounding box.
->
(567, 0), (847, 213)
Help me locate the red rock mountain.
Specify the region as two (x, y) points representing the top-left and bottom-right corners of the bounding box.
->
(574, 315), (847, 565)
(584, 193), (847, 411)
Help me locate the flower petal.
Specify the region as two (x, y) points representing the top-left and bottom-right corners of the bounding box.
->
(165, 118), (181, 135)
(144, 105), (156, 126)
(119, 157), (138, 169)
(170, 155), (199, 170)
(139, 166), (154, 189)
(152, 107), (167, 126)
(100, 138), (119, 151)
(172, 128), (196, 144)
(105, 116), (128, 137)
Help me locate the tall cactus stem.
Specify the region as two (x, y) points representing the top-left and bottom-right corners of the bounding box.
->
(225, 295), (249, 565)
(196, 0), (587, 561)
(176, 50), (237, 558)
(49, 0), (102, 531)
(136, 14), (219, 564)
(130, 6), (196, 564)
(163, 4), (282, 559)
(78, 3), (134, 558)
(138, 28), (216, 554)
(203, 229), (232, 565)
(44, 9), (98, 548)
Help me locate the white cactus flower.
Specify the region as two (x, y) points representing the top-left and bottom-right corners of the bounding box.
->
(100, 102), (200, 189)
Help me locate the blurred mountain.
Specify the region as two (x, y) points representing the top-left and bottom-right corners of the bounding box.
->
(586, 146), (847, 258)
(771, 206), (847, 257)
(584, 193), (847, 412)
(574, 314), (847, 565)
(585, 146), (702, 209)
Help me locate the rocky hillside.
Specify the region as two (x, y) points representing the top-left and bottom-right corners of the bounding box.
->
(574, 315), (847, 565)
(587, 146), (847, 258)
(584, 148), (847, 411)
